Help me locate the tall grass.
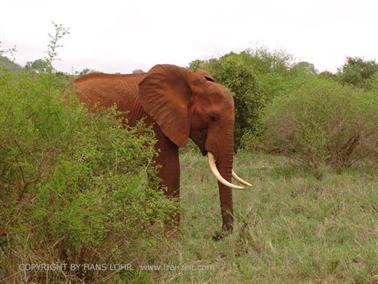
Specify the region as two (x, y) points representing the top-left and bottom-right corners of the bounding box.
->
(155, 151), (377, 283)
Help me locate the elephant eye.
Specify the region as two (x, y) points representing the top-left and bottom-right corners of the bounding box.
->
(208, 114), (217, 122)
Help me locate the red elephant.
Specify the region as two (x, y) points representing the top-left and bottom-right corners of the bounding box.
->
(70, 64), (251, 237)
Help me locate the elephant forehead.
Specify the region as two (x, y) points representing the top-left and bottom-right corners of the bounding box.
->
(193, 96), (234, 116)
(207, 89), (234, 109)
(209, 83), (233, 99)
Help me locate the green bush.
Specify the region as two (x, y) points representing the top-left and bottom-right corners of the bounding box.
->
(337, 57), (378, 90)
(192, 53), (264, 148)
(191, 52), (262, 148)
(261, 78), (378, 173)
(190, 49), (314, 149)
(0, 68), (176, 282)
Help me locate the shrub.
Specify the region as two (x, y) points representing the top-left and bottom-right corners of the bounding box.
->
(0, 68), (176, 283)
(261, 78), (378, 173)
(337, 57), (378, 90)
(191, 52), (263, 148)
(190, 49), (315, 149)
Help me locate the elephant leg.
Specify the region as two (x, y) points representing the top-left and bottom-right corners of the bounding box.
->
(153, 130), (181, 226)
(155, 146), (180, 200)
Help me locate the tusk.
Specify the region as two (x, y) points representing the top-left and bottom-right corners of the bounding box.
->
(232, 170), (252, 187)
(208, 153), (245, 190)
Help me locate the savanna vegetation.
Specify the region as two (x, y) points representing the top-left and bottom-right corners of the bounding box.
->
(1, 24), (377, 283)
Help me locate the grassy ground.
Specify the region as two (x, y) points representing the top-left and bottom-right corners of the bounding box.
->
(150, 151), (378, 283)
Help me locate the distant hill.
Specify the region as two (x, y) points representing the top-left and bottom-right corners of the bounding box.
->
(0, 55), (22, 71)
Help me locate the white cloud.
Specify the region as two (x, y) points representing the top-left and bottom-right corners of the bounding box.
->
(1, 0), (378, 73)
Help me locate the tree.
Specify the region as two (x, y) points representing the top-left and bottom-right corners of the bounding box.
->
(190, 52), (265, 148)
(77, 68), (99, 76)
(132, 69), (144, 74)
(318, 71), (337, 81)
(24, 59), (50, 73)
(291, 61), (317, 75)
(338, 57), (378, 89)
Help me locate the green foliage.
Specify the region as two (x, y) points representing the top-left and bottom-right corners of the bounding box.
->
(318, 70), (338, 81)
(291, 61), (317, 75)
(192, 53), (262, 148)
(262, 77), (378, 173)
(24, 58), (51, 73)
(338, 57), (378, 90)
(190, 49), (301, 148)
(366, 71), (378, 93)
(0, 67), (176, 282)
(46, 22), (70, 66)
(0, 23), (176, 283)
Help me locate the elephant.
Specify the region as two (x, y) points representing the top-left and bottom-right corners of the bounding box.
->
(69, 64), (251, 237)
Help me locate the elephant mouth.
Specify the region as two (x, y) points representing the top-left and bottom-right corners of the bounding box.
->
(190, 130), (207, 156)
(207, 152), (252, 189)
(197, 140), (207, 156)
(200, 133), (207, 156)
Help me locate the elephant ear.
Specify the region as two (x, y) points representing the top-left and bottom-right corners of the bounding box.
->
(138, 64), (191, 147)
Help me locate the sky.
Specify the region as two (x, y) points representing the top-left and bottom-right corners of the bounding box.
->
(1, 0), (378, 74)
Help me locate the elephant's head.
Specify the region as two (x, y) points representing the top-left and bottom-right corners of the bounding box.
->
(138, 64), (251, 233)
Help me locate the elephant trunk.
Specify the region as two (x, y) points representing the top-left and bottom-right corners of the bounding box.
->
(215, 130), (235, 232)
(206, 120), (251, 234)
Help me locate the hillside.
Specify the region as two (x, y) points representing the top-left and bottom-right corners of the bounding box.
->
(0, 55), (22, 70)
